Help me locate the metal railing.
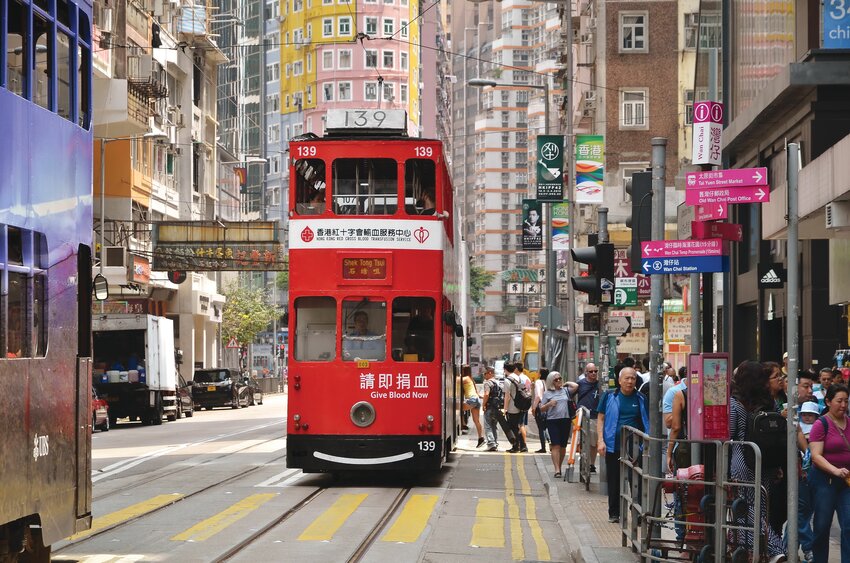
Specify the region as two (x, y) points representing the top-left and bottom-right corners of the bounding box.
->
(616, 427), (766, 562)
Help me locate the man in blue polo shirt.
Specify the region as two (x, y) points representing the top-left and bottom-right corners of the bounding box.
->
(597, 367), (650, 523)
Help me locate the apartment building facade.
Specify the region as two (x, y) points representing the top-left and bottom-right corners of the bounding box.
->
(93, 0), (226, 374)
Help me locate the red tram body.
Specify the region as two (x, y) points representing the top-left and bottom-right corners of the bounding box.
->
(286, 110), (462, 473)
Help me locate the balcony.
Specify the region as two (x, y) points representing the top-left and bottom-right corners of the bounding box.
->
(93, 78), (149, 137)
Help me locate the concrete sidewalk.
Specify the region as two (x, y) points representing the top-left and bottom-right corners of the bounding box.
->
(532, 452), (638, 563)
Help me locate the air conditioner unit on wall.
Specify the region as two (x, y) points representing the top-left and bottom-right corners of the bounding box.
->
(826, 201), (850, 229)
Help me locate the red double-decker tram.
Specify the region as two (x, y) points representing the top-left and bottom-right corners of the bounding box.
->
(286, 110), (463, 473)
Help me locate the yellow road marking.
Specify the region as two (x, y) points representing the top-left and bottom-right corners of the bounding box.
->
(469, 498), (505, 548)
(67, 494), (183, 540)
(503, 454), (524, 560)
(381, 494), (439, 543)
(297, 493), (368, 541)
(516, 456), (550, 560)
(171, 493), (277, 542)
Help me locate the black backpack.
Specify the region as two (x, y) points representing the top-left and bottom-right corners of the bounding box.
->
(508, 377), (533, 412)
(487, 379), (504, 410)
(745, 410), (787, 469)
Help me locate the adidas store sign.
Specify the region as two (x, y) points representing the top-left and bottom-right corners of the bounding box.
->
(758, 263), (786, 289)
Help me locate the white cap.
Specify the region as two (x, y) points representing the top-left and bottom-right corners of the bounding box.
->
(801, 401), (820, 415)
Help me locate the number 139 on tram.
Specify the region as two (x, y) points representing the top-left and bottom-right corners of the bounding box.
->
(285, 109), (463, 473)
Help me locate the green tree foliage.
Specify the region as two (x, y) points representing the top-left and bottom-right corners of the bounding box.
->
(470, 265), (495, 307)
(222, 283), (278, 346)
(275, 255), (289, 289)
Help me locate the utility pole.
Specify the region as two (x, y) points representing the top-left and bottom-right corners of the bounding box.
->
(648, 138), (666, 479)
(786, 142), (800, 563)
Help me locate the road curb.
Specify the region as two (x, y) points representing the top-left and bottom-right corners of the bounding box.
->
(532, 454), (599, 563)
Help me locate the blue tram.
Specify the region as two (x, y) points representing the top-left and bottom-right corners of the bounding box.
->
(0, 0), (95, 558)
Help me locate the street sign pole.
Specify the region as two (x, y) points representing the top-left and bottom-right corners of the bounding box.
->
(649, 138), (666, 483)
(786, 142), (800, 563)
(598, 207), (610, 380)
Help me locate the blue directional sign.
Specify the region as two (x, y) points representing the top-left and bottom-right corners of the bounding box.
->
(641, 255), (730, 275)
(825, 0), (850, 49)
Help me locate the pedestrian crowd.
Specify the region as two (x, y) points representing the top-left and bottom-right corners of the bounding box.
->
(464, 354), (850, 563)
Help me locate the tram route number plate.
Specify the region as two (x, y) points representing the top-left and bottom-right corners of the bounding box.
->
(418, 440), (437, 452)
(356, 360), (370, 368)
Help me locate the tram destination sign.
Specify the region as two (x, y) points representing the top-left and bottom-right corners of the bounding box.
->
(342, 257), (388, 280)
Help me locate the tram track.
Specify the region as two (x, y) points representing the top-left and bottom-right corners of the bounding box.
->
(211, 486), (412, 563)
(92, 434), (286, 503)
(53, 450), (290, 554)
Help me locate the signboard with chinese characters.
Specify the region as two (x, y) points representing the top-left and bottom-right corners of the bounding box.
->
(359, 371), (432, 399)
(610, 308), (646, 329)
(686, 167), (767, 190)
(289, 219), (444, 251)
(641, 238), (727, 259)
(342, 257), (388, 280)
(691, 101), (723, 166)
(664, 312), (692, 342)
(153, 243), (284, 271)
(522, 199), (543, 250)
(641, 255), (730, 275)
(575, 135), (604, 204)
(536, 135), (565, 201)
(614, 248), (632, 277)
(153, 220), (283, 271)
(613, 277), (638, 306)
(551, 202), (570, 250)
(685, 186), (770, 206)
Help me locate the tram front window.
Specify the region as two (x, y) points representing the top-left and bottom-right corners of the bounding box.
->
(333, 159), (397, 215)
(293, 297), (336, 362)
(294, 158), (327, 215)
(342, 300), (386, 361)
(391, 297), (435, 362)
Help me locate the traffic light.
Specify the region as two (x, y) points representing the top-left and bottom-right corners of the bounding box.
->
(571, 242), (615, 305)
(625, 171), (652, 267)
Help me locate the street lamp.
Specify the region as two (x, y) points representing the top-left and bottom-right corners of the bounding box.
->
(467, 77), (558, 364)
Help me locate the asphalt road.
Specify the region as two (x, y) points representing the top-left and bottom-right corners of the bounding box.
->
(52, 394), (569, 563)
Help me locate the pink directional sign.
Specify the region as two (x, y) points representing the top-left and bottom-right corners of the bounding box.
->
(686, 167), (767, 190)
(685, 186), (770, 206)
(696, 203), (728, 221)
(641, 238), (726, 259)
(692, 221), (743, 242)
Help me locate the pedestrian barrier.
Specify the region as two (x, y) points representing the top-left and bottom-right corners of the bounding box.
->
(576, 406), (593, 489)
(617, 427), (766, 562)
(565, 407), (584, 482)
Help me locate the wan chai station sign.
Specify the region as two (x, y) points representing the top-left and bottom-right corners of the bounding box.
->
(152, 221), (284, 271)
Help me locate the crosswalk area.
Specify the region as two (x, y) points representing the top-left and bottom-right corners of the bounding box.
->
(57, 450), (567, 562)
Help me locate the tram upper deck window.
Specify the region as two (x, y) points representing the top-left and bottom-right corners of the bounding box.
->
(294, 296), (336, 362)
(404, 159), (437, 216)
(57, 32), (72, 121)
(6, 0), (27, 98)
(33, 15), (52, 111)
(294, 158), (327, 215)
(391, 297), (435, 362)
(333, 158), (397, 215)
(342, 299), (386, 361)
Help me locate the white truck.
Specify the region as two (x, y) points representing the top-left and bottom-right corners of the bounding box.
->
(93, 314), (178, 426)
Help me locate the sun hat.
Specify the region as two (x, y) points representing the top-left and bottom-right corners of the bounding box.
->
(800, 401), (820, 415)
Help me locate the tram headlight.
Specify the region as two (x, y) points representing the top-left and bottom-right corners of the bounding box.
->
(426, 415), (434, 431)
(350, 401), (376, 428)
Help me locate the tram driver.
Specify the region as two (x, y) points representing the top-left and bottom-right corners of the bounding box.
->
(342, 311), (386, 361)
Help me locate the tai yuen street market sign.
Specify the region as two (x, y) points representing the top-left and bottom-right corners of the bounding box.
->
(685, 167), (771, 206)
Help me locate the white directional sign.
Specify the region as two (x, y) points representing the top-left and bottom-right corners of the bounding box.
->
(692, 101), (723, 166)
(606, 316), (632, 336)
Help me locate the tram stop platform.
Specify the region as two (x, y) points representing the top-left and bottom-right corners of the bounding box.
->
(456, 425), (637, 563)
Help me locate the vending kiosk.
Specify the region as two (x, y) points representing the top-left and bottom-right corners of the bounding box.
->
(687, 352), (731, 441)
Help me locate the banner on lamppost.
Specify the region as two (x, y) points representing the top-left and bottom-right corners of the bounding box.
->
(521, 199), (543, 250)
(575, 135), (604, 204)
(536, 135), (565, 201)
(552, 202), (570, 250)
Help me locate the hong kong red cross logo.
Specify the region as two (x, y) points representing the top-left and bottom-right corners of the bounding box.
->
(413, 227), (429, 244)
(301, 226), (314, 242)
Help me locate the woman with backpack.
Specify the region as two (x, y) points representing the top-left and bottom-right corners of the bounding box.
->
(808, 383), (850, 563)
(728, 360), (785, 562)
